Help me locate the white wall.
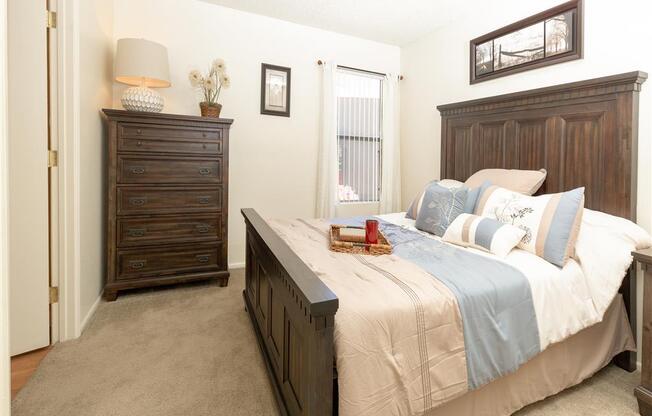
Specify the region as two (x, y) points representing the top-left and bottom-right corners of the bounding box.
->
(112, 0), (401, 266)
(79, 0), (113, 325)
(401, 0), (652, 226)
(400, 0), (652, 360)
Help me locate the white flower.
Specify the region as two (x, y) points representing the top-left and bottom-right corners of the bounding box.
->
(204, 77), (217, 91)
(212, 58), (226, 74)
(219, 73), (231, 88)
(188, 70), (203, 87)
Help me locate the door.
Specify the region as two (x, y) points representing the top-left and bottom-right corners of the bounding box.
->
(8, 0), (51, 355)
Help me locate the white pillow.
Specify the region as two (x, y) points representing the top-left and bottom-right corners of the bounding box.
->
(443, 213), (526, 258)
(575, 208), (652, 315)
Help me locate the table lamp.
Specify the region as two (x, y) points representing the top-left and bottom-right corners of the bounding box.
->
(114, 38), (170, 112)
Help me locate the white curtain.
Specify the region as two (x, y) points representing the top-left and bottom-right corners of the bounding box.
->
(379, 74), (401, 213)
(315, 62), (338, 218)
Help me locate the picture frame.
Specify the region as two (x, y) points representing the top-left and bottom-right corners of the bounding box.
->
(260, 63), (291, 117)
(470, 0), (583, 84)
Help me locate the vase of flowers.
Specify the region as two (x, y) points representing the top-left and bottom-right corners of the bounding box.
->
(199, 101), (222, 118)
(189, 58), (231, 118)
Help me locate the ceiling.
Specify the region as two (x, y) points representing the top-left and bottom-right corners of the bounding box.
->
(200, 0), (473, 46)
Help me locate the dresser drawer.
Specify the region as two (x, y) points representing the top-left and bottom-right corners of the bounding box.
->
(117, 214), (222, 247)
(117, 155), (222, 184)
(117, 186), (222, 215)
(118, 123), (222, 155)
(116, 243), (224, 281)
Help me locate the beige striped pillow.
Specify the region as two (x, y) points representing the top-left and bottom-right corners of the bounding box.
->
(443, 214), (526, 258)
(475, 185), (585, 267)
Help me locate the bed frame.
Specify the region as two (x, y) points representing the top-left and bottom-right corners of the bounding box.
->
(241, 71), (647, 416)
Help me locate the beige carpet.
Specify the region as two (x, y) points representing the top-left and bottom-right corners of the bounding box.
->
(12, 269), (640, 416)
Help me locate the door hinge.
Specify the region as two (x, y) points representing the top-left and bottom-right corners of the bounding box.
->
(48, 150), (58, 167)
(46, 10), (57, 29)
(49, 287), (59, 304)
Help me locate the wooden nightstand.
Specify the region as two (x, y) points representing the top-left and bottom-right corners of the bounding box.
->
(634, 248), (652, 416)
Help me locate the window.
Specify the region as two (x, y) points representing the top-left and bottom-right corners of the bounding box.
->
(336, 68), (383, 203)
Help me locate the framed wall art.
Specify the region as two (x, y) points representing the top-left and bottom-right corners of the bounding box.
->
(260, 63), (291, 117)
(470, 0), (583, 84)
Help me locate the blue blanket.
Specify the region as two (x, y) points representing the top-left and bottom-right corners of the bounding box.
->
(332, 217), (540, 389)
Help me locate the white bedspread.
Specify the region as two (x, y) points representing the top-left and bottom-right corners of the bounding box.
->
(378, 209), (651, 351)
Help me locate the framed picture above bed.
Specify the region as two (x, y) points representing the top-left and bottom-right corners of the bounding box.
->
(260, 63), (291, 117)
(470, 0), (583, 84)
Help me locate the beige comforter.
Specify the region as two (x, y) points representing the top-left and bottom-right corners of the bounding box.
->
(269, 218), (468, 415)
(265, 209), (651, 416)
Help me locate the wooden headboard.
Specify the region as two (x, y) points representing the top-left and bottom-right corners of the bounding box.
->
(437, 71), (647, 372)
(437, 71), (647, 221)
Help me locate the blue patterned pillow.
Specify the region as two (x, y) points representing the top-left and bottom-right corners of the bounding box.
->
(415, 182), (468, 237)
(407, 180), (490, 220)
(406, 179), (463, 219)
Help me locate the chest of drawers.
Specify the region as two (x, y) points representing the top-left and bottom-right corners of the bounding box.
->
(102, 109), (233, 301)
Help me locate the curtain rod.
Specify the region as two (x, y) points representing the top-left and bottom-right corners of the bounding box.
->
(317, 60), (404, 80)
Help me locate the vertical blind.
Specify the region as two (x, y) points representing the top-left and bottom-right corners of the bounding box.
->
(336, 68), (383, 203)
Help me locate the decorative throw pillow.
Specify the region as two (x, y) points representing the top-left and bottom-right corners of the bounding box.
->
(414, 182), (468, 237)
(406, 179), (489, 219)
(464, 180), (492, 214)
(443, 214), (526, 258)
(475, 185), (585, 267)
(465, 168), (547, 195)
(405, 179), (464, 219)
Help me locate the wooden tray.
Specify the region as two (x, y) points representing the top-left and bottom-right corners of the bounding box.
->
(329, 225), (392, 256)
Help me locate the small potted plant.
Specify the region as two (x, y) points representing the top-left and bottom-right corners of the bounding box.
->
(189, 58), (231, 118)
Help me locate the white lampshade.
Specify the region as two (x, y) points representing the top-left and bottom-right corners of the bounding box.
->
(114, 38), (171, 88)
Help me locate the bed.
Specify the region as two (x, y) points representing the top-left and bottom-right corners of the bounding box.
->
(241, 71), (648, 416)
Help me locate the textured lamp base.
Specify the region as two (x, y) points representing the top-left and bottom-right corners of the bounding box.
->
(121, 86), (164, 112)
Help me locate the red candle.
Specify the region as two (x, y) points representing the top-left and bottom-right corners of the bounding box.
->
(365, 219), (379, 245)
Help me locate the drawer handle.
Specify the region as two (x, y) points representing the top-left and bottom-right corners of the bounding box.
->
(196, 224), (211, 233)
(198, 167), (212, 176)
(130, 166), (146, 174)
(202, 133), (207, 138)
(137, 129), (142, 135)
(127, 228), (146, 237)
(196, 254), (210, 264)
(198, 196), (211, 204)
(129, 260), (147, 270)
(129, 197), (147, 206)
(136, 141), (143, 146)
(202, 144), (207, 149)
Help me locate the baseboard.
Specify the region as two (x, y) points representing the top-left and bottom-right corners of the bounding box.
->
(80, 292), (103, 334)
(229, 262), (245, 270)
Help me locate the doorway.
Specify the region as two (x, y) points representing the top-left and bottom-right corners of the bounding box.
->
(7, 0), (58, 359)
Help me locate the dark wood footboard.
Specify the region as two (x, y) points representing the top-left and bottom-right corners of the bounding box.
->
(242, 208), (339, 416)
